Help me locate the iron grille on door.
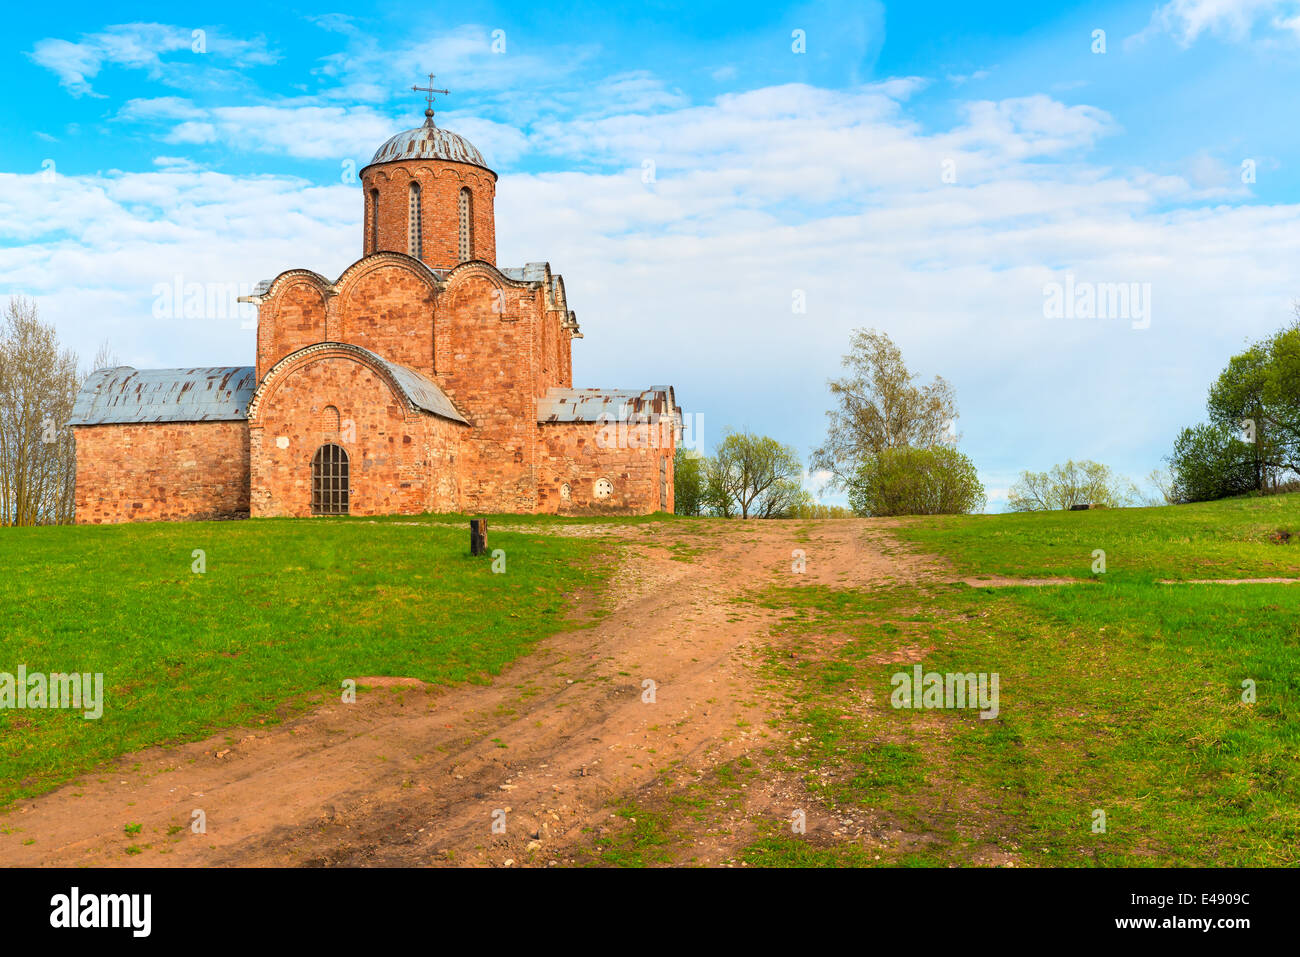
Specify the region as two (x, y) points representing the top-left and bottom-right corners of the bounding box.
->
(311, 443), (350, 515)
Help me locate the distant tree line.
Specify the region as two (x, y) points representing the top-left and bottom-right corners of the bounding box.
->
(674, 431), (812, 518)
(987, 316), (1300, 512)
(675, 329), (985, 518)
(1007, 460), (1141, 512)
(675, 314), (1300, 520)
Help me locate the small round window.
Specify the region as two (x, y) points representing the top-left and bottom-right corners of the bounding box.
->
(594, 477), (613, 499)
(560, 483), (572, 501)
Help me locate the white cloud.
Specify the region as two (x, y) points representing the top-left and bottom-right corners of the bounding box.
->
(151, 156), (204, 172)
(29, 23), (277, 97)
(6, 81), (1299, 497)
(165, 121), (218, 145)
(113, 95), (531, 168)
(0, 169), (354, 368)
(1133, 0), (1300, 45)
(948, 69), (991, 86)
(312, 22), (583, 112)
(29, 38), (106, 98)
(118, 96), (207, 122)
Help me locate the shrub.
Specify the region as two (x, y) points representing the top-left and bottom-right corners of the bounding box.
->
(673, 448), (707, 515)
(1168, 423), (1258, 503)
(847, 446), (985, 516)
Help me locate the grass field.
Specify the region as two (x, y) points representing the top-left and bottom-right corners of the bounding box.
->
(0, 515), (612, 807)
(3, 495), (1297, 867)
(890, 493), (1300, 581)
(741, 493), (1300, 866)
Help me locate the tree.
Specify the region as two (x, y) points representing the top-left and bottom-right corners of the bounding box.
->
(702, 458), (735, 517)
(1265, 315), (1300, 423)
(754, 476), (811, 519)
(90, 339), (120, 374)
(789, 501), (854, 519)
(0, 296), (81, 525)
(1007, 460), (1139, 511)
(812, 328), (957, 488)
(1143, 467), (1177, 506)
(673, 448), (707, 516)
(1167, 424), (1257, 503)
(1204, 320), (1300, 490)
(710, 430), (804, 519)
(1165, 316), (1300, 502)
(847, 446), (985, 516)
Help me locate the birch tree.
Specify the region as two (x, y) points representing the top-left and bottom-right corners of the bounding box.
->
(0, 296), (82, 525)
(812, 328), (958, 489)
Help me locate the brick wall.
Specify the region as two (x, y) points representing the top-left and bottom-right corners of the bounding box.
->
(538, 421), (676, 515)
(334, 263), (437, 375)
(247, 257), (595, 516)
(256, 278), (327, 381)
(434, 270), (543, 512)
(248, 349), (465, 517)
(73, 421), (250, 523)
(361, 161), (497, 270)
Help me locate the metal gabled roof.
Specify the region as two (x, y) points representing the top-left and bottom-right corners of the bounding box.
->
(538, 386), (679, 424)
(500, 263), (550, 283)
(69, 366), (256, 425)
(372, 354), (467, 425)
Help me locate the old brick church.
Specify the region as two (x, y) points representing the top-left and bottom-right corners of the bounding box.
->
(70, 97), (680, 522)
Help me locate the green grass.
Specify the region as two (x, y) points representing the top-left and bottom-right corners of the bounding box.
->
(0, 515), (622, 808)
(744, 495), (1300, 866)
(364, 510), (687, 528)
(589, 804), (678, 867)
(583, 760), (759, 867)
(6, 497), (1297, 867)
(890, 492), (1300, 581)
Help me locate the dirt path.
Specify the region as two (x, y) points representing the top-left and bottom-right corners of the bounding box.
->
(2, 520), (928, 867)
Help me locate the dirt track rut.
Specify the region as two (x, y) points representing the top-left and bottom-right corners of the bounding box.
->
(2, 520), (925, 867)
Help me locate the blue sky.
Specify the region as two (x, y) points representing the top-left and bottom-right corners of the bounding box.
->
(5, 0), (1300, 507)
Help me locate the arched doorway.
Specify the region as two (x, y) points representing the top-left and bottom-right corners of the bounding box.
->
(311, 443), (350, 515)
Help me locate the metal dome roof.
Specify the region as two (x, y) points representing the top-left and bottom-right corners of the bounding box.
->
(367, 116), (490, 171)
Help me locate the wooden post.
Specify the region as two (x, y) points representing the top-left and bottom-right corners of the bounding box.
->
(470, 518), (488, 556)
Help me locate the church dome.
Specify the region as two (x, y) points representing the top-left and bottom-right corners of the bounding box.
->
(367, 116), (489, 170)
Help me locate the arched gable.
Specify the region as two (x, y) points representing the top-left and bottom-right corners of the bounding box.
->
(253, 268), (332, 301)
(246, 342), (465, 519)
(333, 251), (441, 292)
(332, 253), (440, 373)
(248, 341), (465, 427)
(442, 259), (527, 298)
(253, 271), (332, 381)
(250, 343), (405, 427)
(436, 260), (536, 377)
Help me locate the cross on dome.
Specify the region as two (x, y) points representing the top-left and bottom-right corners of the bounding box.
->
(411, 72), (450, 127)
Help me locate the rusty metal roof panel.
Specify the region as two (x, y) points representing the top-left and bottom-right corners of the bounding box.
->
(373, 356), (468, 425)
(69, 366), (256, 425)
(365, 121), (490, 172)
(501, 263), (549, 284)
(538, 387), (679, 424)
